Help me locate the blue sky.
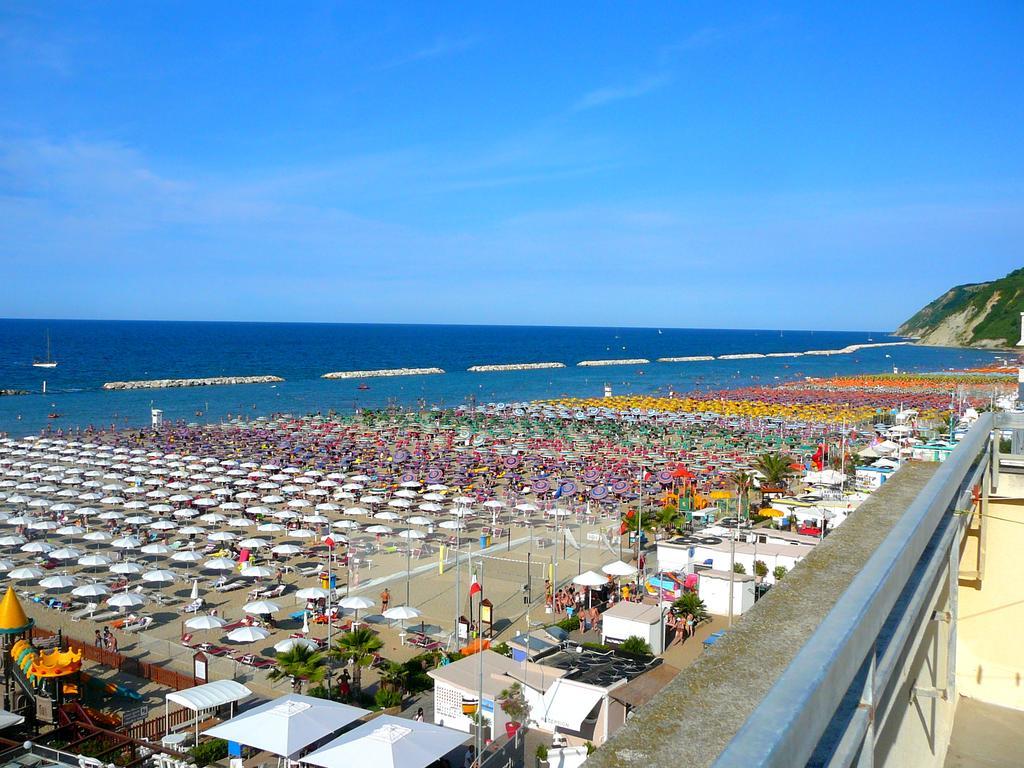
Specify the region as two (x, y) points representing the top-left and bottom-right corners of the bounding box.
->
(1, 2), (1022, 330)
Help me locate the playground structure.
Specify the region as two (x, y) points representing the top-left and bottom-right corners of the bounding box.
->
(0, 587), (85, 731)
(644, 571), (698, 600)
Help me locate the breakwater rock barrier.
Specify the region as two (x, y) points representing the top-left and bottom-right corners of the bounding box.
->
(103, 376), (283, 391)
(322, 368), (445, 379)
(577, 359), (650, 367)
(0, 389), (29, 397)
(468, 362), (566, 372)
(657, 356), (715, 362)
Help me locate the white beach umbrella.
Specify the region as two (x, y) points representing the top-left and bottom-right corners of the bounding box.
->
(49, 547), (82, 561)
(397, 530), (425, 540)
(295, 587), (330, 600)
(243, 600), (280, 615)
(238, 538), (270, 549)
(111, 536), (142, 549)
(172, 550), (204, 564)
(9, 566), (45, 580)
(185, 615), (227, 630)
(141, 543), (171, 556)
(72, 583), (111, 598)
(0, 535), (26, 547)
(204, 557), (236, 571)
(142, 569), (177, 583)
(365, 525), (393, 535)
(208, 531), (238, 542)
(83, 531), (111, 542)
(257, 522), (285, 532)
(78, 554), (112, 568)
(573, 570), (608, 587)
(110, 562), (143, 575)
(274, 637), (319, 653)
(270, 544), (302, 555)
(21, 541), (53, 554)
(39, 574), (77, 590)
(240, 565), (275, 579)
(109, 592), (147, 609)
(56, 525), (86, 536)
(602, 560), (638, 577)
(226, 626), (270, 643)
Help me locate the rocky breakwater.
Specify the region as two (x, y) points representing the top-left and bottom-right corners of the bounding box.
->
(322, 368), (445, 379)
(468, 362), (566, 372)
(657, 355), (715, 362)
(577, 358), (650, 367)
(0, 389), (29, 396)
(103, 376), (284, 390)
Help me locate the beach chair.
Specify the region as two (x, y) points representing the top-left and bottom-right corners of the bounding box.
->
(180, 633), (195, 647)
(90, 609), (120, 623)
(183, 598), (204, 613)
(215, 579), (244, 593)
(124, 616), (153, 633)
(71, 603), (98, 621)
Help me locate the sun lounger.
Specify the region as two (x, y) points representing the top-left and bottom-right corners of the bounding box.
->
(90, 610), (120, 623)
(124, 616), (153, 633)
(214, 579), (244, 592)
(183, 598), (204, 613)
(71, 603), (99, 621)
(198, 644), (233, 657)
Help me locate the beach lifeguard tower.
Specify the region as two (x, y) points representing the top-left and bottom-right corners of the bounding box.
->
(604, 383), (613, 398)
(151, 408), (163, 428)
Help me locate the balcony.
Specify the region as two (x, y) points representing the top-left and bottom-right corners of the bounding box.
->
(588, 412), (1024, 768)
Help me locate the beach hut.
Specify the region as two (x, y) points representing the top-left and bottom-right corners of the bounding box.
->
(601, 601), (665, 654)
(165, 679), (252, 748)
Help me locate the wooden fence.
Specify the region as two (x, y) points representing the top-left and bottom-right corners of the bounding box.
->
(32, 627), (196, 692)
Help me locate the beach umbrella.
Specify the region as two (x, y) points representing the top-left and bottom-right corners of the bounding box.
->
(288, 529), (316, 539)
(185, 614), (226, 630)
(178, 525), (206, 535)
(204, 558), (236, 571)
(0, 558), (13, 570)
(270, 544), (302, 555)
(238, 538), (270, 549)
(226, 626), (270, 643)
(331, 520), (360, 530)
(141, 543), (171, 556)
(295, 587), (330, 600)
(573, 570), (608, 587)
(397, 530), (425, 540)
(9, 566), (45, 580)
(111, 536), (142, 549)
(108, 592), (147, 609)
(56, 525), (86, 536)
(142, 569), (177, 583)
(72, 583), (111, 598)
(602, 560), (638, 577)
(110, 562), (143, 575)
(78, 553), (112, 568)
(373, 511), (401, 521)
(29, 520), (59, 531)
(150, 520), (178, 531)
(274, 637), (318, 653)
(257, 523), (285, 532)
(338, 595), (374, 626)
(0, 535), (26, 546)
(172, 550), (204, 564)
(83, 531), (111, 542)
(243, 600), (280, 615)
(190, 579), (200, 600)
(39, 574), (77, 590)
(21, 541), (54, 554)
(365, 525), (393, 535)
(240, 565), (275, 579)
(49, 547), (82, 561)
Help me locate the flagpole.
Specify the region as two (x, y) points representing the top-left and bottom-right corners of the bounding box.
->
(476, 556), (485, 767)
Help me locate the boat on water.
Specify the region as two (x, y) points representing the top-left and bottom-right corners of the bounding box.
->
(32, 331), (58, 369)
(357, 383), (370, 390)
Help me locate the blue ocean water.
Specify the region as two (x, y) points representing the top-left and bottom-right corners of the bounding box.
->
(0, 319), (1001, 436)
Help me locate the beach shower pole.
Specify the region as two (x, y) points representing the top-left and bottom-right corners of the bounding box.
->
(405, 538), (411, 605)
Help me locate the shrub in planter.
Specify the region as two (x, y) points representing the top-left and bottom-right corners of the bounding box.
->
(618, 636), (653, 658)
(555, 615), (580, 632)
(189, 738), (228, 768)
(498, 682), (530, 725)
(374, 688), (403, 709)
(773, 565), (788, 581)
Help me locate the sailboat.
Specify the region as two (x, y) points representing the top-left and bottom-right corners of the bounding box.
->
(32, 330), (58, 368)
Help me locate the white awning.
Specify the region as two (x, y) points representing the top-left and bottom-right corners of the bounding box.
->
(0, 708), (25, 730)
(303, 715), (466, 768)
(205, 694), (369, 758)
(540, 679), (604, 731)
(166, 680), (252, 712)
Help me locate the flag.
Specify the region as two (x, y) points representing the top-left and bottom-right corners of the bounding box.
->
(324, 536), (335, 549)
(469, 575), (482, 597)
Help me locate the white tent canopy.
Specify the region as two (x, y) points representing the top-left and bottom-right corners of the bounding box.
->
(166, 679), (252, 745)
(302, 714), (466, 768)
(205, 694), (369, 759)
(540, 678), (605, 731)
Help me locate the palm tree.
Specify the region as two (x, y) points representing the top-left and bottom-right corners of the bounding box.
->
(267, 645), (327, 694)
(330, 627), (384, 694)
(753, 453), (796, 495)
(377, 660), (408, 694)
(728, 471), (755, 519)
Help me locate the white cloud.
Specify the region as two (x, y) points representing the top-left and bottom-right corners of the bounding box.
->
(570, 73), (671, 112)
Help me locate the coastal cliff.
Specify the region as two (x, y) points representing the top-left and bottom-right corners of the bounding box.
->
(897, 267), (1024, 348)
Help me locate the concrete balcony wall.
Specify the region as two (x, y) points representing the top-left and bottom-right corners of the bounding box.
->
(956, 497), (1024, 711)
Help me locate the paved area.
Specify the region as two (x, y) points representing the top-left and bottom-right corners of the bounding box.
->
(944, 697), (1024, 768)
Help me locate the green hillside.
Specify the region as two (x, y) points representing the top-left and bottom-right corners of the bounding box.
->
(897, 267), (1024, 347)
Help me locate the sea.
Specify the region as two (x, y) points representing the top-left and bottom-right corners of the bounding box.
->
(0, 319), (1004, 437)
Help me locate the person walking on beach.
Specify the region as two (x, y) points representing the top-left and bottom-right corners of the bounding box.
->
(94, 629), (102, 647)
(380, 588), (391, 612)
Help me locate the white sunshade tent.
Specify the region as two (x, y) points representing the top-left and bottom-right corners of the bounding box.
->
(302, 714), (467, 768)
(204, 694), (369, 760)
(166, 679), (252, 746)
